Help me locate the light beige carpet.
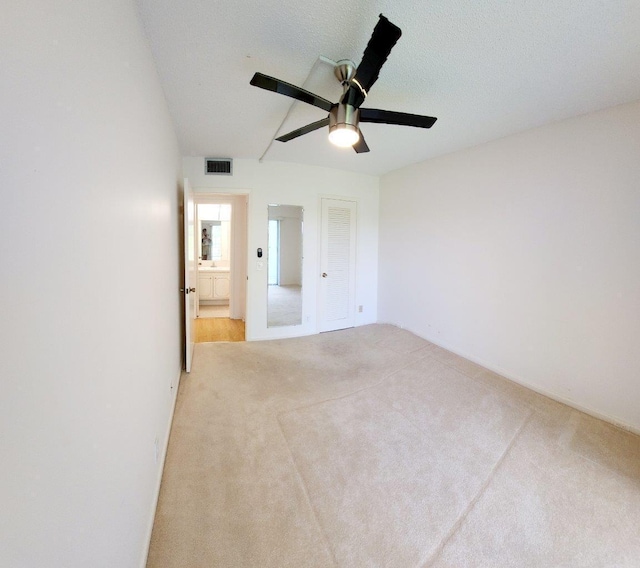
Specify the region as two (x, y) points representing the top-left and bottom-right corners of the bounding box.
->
(147, 324), (640, 567)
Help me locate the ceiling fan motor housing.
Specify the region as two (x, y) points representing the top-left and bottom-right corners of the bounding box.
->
(334, 60), (357, 84)
(329, 104), (360, 136)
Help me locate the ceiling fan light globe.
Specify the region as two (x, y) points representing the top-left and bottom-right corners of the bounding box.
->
(328, 125), (360, 147)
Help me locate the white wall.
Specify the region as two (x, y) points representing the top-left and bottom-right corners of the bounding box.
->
(183, 158), (379, 340)
(379, 99), (640, 433)
(0, 2), (182, 567)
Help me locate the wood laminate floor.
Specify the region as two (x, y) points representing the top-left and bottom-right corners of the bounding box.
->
(195, 317), (245, 342)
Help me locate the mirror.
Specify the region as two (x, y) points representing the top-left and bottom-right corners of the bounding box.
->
(267, 205), (303, 327)
(197, 204), (231, 263)
(200, 220), (220, 260)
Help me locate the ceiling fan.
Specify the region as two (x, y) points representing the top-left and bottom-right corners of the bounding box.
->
(250, 14), (437, 153)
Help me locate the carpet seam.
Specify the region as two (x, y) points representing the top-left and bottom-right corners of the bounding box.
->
(271, 346), (434, 567)
(419, 409), (535, 568)
(374, 332), (435, 355)
(275, 348), (434, 421)
(275, 413), (339, 568)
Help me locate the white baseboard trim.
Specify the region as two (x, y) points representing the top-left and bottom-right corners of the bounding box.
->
(384, 320), (640, 437)
(139, 365), (183, 568)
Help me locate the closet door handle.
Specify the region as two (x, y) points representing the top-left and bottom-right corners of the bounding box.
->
(322, 273), (327, 278)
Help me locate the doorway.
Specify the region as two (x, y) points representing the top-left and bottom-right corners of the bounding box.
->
(194, 194), (247, 342)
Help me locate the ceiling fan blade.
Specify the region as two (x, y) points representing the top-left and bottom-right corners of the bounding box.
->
(360, 108), (437, 129)
(355, 15), (402, 90)
(250, 72), (333, 113)
(353, 131), (370, 153)
(276, 117), (330, 142)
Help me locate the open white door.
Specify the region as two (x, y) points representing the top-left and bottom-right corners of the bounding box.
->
(184, 178), (196, 372)
(319, 198), (357, 332)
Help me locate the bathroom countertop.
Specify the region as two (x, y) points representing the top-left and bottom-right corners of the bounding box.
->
(198, 266), (229, 273)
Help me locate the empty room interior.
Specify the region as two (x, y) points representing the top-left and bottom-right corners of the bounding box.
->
(2, 1), (640, 567)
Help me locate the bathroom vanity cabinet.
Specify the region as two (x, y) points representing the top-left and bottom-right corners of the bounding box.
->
(198, 270), (230, 302)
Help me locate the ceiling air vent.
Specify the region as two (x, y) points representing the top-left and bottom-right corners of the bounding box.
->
(205, 158), (233, 175)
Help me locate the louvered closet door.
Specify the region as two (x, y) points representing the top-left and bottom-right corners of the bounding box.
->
(319, 198), (357, 332)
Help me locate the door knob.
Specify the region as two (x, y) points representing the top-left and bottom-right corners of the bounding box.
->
(189, 287), (196, 293)
(322, 272), (327, 278)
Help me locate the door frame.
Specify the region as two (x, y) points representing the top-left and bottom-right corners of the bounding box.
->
(193, 192), (249, 323)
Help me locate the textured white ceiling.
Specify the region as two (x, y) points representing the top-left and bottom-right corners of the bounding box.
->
(136, 0), (640, 176)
